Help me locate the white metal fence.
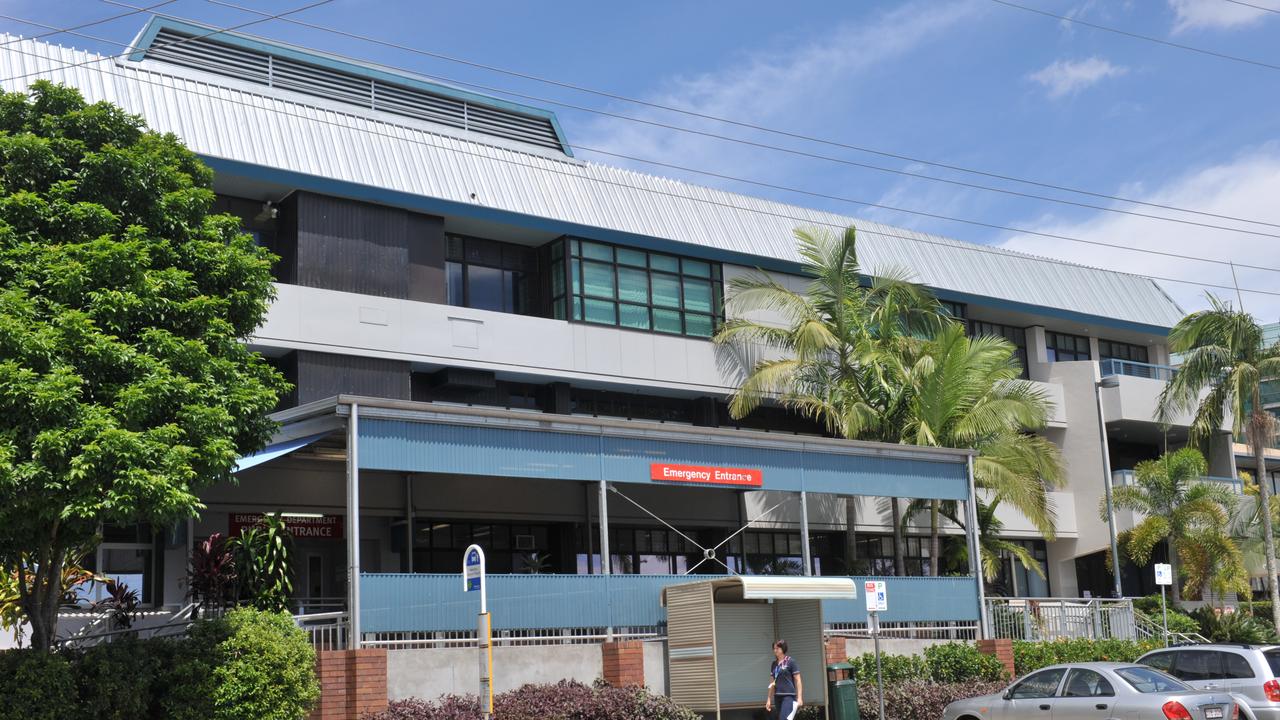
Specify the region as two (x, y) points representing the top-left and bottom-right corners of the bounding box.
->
(986, 597), (1138, 641)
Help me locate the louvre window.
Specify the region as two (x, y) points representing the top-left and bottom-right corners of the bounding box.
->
(969, 320), (1029, 379)
(551, 238), (724, 339)
(1099, 339), (1149, 364)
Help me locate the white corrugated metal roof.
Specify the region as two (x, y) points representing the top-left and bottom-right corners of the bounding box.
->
(661, 576), (857, 603)
(0, 32), (1185, 329)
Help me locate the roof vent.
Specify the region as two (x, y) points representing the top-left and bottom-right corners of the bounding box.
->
(142, 28), (566, 153)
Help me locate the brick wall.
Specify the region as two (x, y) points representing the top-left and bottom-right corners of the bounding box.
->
(601, 640), (645, 687)
(977, 638), (1016, 679)
(825, 637), (849, 668)
(310, 649), (388, 720)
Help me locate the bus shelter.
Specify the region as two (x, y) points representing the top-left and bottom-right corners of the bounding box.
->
(661, 576), (856, 719)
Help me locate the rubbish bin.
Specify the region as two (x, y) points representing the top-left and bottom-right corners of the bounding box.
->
(826, 662), (859, 720)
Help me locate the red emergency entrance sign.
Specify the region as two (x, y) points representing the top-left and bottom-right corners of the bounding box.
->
(229, 513), (344, 539)
(650, 463), (763, 487)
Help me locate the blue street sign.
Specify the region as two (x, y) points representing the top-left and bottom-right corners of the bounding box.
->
(464, 546), (484, 593)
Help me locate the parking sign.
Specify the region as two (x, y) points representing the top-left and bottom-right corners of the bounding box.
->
(1154, 563), (1172, 586)
(864, 580), (887, 612)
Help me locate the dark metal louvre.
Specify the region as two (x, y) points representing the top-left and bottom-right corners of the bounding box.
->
(142, 30), (566, 153)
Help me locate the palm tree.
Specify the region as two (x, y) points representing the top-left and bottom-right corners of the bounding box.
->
(898, 322), (1064, 573)
(715, 225), (945, 575)
(1107, 448), (1249, 604)
(1158, 296), (1280, 627)
(930, 497), (1045, 590)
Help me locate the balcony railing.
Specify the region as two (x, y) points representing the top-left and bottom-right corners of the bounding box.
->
(1112, 469), (1243, 493)
(1100, 358), (1177, 382)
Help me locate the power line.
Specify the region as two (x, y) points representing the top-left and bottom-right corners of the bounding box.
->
(989, 0), (1280, 72)
(0, 0), (179, 48)
(184, 0), (1280, 231)
(0, 0), (334, 85)
(1219, 0), (1280, 16)
(2, 31), (1279, 301)
(38, 8), (1280, 273)
(77, 0), (1280, 243)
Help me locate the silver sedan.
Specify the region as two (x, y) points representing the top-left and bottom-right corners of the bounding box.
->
(942, 662), (1247, 720)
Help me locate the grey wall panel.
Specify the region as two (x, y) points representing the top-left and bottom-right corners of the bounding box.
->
(295, 350), (411, 405)
(407, 212), (445, 304)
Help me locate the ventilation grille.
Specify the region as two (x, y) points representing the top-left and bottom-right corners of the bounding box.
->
(144, 29), (566, 153)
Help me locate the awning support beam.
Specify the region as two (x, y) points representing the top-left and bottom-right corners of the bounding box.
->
(965, 455), (988, 639)
(346, 403), (362, 647)
(799, 491), (812, 576)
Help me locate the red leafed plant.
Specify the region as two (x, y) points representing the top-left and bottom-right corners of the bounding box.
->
(189, 532), (237, 616)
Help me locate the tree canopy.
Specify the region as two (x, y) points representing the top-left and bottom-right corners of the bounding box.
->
(0, 82), (288, 649)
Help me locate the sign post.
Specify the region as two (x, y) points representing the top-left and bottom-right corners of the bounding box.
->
(1154, 563), (1172, 647)
(464, 545), (492, 720)
(865, 580), (888, 720)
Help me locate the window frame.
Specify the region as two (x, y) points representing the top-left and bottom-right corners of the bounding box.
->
(969, 319), (1031, 379)
(552, 237), (724, 339)
(445, 234), (534, 315)
(1098, 339), (1150, 364)
(1045, 331), (1092, 362)
(1008, 668), (1067, 699)
(1061, 668), (1116, 698)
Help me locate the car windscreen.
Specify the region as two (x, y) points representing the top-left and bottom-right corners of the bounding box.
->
(1116, 666), (1192, 694)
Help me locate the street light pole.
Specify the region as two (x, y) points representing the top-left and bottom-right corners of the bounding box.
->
(1095, 375), (1123, 599)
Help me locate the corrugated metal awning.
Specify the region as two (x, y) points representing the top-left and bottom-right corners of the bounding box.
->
(661, 576), (857, 605)
(233, 432), (329, 473)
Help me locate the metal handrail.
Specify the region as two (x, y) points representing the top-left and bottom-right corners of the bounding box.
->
(1100, 359), (1178, 382)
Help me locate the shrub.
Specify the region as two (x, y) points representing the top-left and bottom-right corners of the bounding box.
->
(1012, 638), (1161, 675)
(76, 637), (161, 719)
(1192, 607), (1279, 644)
(855, 680), (1007, 720)
(0, 648), (77, 720)
(1132, 595), (1201, 635)
(211, 608), (319, 720)
(157, 617), (229, 720)
(368, 680), (698, 720)
(924, 642), (1008, 682)
(848, 651), (929, 685)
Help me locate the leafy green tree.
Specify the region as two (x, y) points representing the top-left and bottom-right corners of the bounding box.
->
(0, 82), (287, 650)
(899, 322), (1064, 573)
(1158, 296), (1280, 627)
(715, 226), (945, 574)
(920, 497), (1044, 589)
(1106, 448), (1249, 604)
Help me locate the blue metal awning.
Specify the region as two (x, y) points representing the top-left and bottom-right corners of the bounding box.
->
(233, 433), (330, 473)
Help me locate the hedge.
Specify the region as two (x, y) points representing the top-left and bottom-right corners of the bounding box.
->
(367, 680), (698, 720)
(1012, 638), (1162, 675)
(0, 609), (316, 719)
(855, 681), (1008, 720)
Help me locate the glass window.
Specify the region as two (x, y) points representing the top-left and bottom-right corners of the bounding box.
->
(1046, 331), (1091, 362)
(558, 238), (724, 339)
(1222, 653), (1255, 679)
(1010, 668), (1066, 699)
(1063, 669), (1114, 697)
(651, 274), (682, 309)
(467, 265), (503, 312)
(683, 278), (713, 313)
(582, 261), (615, 299)
(1141, 653), (1174, 672)
(650, 254), (679, 273)
(101, 548), (152, 604)
(941, 300), (967, 319)
(1171, 650), (1219, 681)
(584, 298), (616, 325)
(447, 261), (465, 306)
(618, 267), (649, 303)
(1099, 340), (1149, 364)
(1115, 667), (1189, 694)
(619, 304), (650, 330)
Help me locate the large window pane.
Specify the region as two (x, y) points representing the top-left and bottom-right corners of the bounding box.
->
(619, 303), (650, 330)
(551, 261), (565, 297)
(618, 267), (649, 303)
(684, 313), (713, 337)
(653, 308), (682, 334)
(683, 278), (712, 313)
(652, 274), (681, 308)
(582, 261), (615, 298)
(446, 261), (464, 306)
(468, 265), (503, 312)
(584, 298), (616, 325)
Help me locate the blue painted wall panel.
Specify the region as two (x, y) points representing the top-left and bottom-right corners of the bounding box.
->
(360, 574), (980, 632)
(359, 419), (969, 500)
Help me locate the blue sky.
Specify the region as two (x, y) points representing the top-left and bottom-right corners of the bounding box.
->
(5, 0), (1280, 322)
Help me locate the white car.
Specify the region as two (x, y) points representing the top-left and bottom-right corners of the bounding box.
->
(942, 662), (1250, 720)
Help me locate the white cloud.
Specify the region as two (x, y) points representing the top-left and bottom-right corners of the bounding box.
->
(573, 1), (983, 182)
(1029, 57), (1128, 98)
(1000, 144), (1280, 324)
(1168, 0), (1273, 33)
